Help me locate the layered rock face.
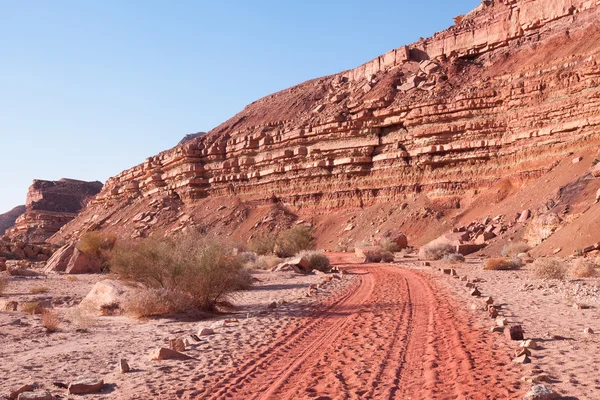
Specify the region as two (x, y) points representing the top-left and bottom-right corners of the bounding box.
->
(53, 0), (600, 242)
(0, 205), (26, 236)
(6, 179), (102, 243)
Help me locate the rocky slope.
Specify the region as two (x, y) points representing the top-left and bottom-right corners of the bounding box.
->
(52, 0), (600, 252)
(0, 205), (26, 236)
(6, 179), (102, 244)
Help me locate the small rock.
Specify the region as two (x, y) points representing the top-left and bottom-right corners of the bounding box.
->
(505, 325), (525, 341)
(522, 374), (551, 383)
(267, 301), (277, 310)
(515, 347), (531, 357)
(198, 327), (214, 336)
(148, 348), (191, 361)
(68, 377), (105, 395)
(10, 385), (35, 400)
(520, 339), (538, 350)
(552, 248), (562, 254)
(512, 354), (531, 364)
(523, 384), (560, 400)
(466, 282), (475, 288)
(496, 317), (508, 327)
(119, 359), (130, 373)
(584, 327), (594, 334)
(459, 276), (468, 281)
(490, 326), (504, 333)
(17, 391), (51, 400)
(484, 296), (494, 305)
(169, 338), (186, 352)
(470, 288), (481, 297)
(572, 156), (583, 163)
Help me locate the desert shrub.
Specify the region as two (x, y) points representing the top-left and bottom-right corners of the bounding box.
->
(484, 257), (522, 271)
(380, 250), (395, 263)
(110, 233), (252, 312)
(420, 242), (456, 261)
(501, 242), (531, 258)
(30, 286), (49, 294)
(532, 258), (566, 279)
(247, 233), (278, 256)
(276, 225), (315, 257)
(78, 231), (117, 271)
(246, 255), (282, 271)
(0, 275), (7, 296)
(21, 301), (41, 314)
(41, 309), (60, 333)
(123, 289), (181, 318)
(379, 237), (401, 253)
(298, 250), (331, 272)
(443, 253), (465, 264)
(570, 258), (597, 278)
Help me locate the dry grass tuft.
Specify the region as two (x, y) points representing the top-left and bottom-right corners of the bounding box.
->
(298, 250), (331, 272)
(532, 258), (566, 279)
(247, 233), (278, 256)
(501, 242), (531, 257)
(41, 309), (60, 333)
(21, 301), (41, 314)
(245, 255), (283, 271)
(30, 286), (49, 294)
(276, 225), (315, 258)
(420, 242), (456, 261)
(379, 238), (401, 253)
(483, 257), (522, 271)
(78, 231), (117, 271)
(570, 258), (597, 278)
(66, 276), (79, 281)
(380, 250), (395, 263)
(443, 253), (465, 264)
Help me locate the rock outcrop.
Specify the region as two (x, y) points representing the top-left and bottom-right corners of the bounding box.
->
(0, 205), (25, 236)
(51, 0), (600, 246)
(6, 179), (102, 243)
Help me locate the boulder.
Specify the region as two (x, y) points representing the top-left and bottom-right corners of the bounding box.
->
(149, 348), (191, 361)
(523, 385), (560, 400)
(67, 377), (104, 395)
(43, 243), (75, 273)
(274, 257), (310, 273)
(590, 162), (600, 178)
(520, 339), (538, 350)
(17, 391), (52, 400)
(65, 248), (101, 274)
(381, 231), (408, 250)
(9, 385), (35, 400)
(456, 244), (485, 256)
(518, 210), (531, 223)
(504, 325), (524, 341)
(169, 338), (186, 352)
(512, 354), (531, 364)
(198, 327), (214, 336)
(475, 232), (496, 245)
(354, 247), (383, 263)
(79, 280), (130, 314)
(523, 213), (562, 246)
(119, 359), (130, 373)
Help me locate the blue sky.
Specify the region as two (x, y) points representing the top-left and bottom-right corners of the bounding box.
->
(0, 0), (479, 214)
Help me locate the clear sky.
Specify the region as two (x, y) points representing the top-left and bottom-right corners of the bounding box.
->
(0, 0), (479, 214)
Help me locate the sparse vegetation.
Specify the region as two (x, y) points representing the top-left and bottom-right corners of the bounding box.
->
(247, 233), (278, 255)
(420, 242), (456, 261)
(297, 250), (331, 272)
(276, 225), (315, 257)
(245, 255), (283, 271)
(501, 242), (531, 257)
(443, 253), (465, 264)
(380, 250), (394, 263)
(41, 309), (60, 333)
(379, 237), (401, 253)
(570, 258), (597, 278)
(123, 289), (178, 318)
(532, 258), (566, 279)
(483, 257), (522, 271)
(21, 301), (41, 314)
(110, 232), (252, 313)
(78, 231), (117, 271)
(30, 286), (49, 294)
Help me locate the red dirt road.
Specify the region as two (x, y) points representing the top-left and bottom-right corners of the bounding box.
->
(203, 255), (522, 399)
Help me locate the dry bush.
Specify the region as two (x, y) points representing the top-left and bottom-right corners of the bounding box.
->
(41, 309), (60, 333)
(484, 257), (522, 271)
(420, 242), (456, 261)
(123, 289), (177, 318)
(247, 233), (277, 256)
(246, 255), (282, 271)
(379, 237), (400, 253)
(298, 250), (331, 272)
(66, 276), (78, 281)
(78, 231), (117, 271)
(276, 225), (315, 257)
(380, 251), (395, 263)
(443, 253), (465, 264)
(21, 301), (41, 314)
(570, 258), (598, 278)
(0, 275), (7, 296)
(532, 258), (566, 279)
(100, 301), (121, 316)
(501, 242), (531, 257)
(110, 233), (252, 312)
(30, 286), (49, 294)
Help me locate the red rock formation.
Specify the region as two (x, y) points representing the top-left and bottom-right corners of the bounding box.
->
(6, 179), (102, 243)
(0, 205), (25, 235)
(52, 0), (600, 245)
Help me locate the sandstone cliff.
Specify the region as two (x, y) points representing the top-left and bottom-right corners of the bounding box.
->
(0, 205), (26, 236)
(7, 179), (102, 243)
(51, 0), (600, 252)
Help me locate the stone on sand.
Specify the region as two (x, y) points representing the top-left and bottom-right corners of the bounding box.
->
(17, 391), (52, 400)
(523, 384), (559, 400)
(149, 348), (191, 361)
(9, 385), (35, 400)
(67, 377), (104, 395)
(119, 359), (130, 373)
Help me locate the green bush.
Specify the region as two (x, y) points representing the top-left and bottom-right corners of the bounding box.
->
(110, 233), (251, 312)
(298, 250), (331, 272)
(247, 233), (278, 255)
(276, 225), (315, 257)
(420, 242), (456, 261)
(78, 231), (117, 271)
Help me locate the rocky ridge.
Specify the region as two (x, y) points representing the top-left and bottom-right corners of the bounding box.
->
(51, 0), (600, 247)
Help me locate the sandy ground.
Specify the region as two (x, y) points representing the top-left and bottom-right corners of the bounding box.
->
(0, 268), (351, 399)
(402, 255), (600, 399)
